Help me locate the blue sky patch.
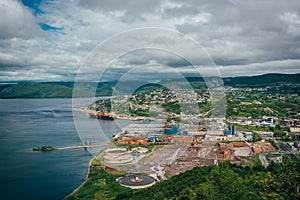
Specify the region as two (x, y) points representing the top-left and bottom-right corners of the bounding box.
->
(21, 0), (64, 34)
(21, 0), (44, 15)
(39, 23), (65, 35)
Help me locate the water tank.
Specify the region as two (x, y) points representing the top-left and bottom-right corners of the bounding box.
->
(164, 125), (179, 135)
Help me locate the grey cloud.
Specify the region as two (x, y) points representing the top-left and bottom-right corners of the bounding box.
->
(120, 11), (146, 23)
(115, 49), (191, 67)
(1, 0), (300, 81)
(163, 5), (199, 18)
(78, 0), (131, 10)
(78, 0), (160, 12)
(172, 0), (300, 66)
(78, 0), (161, 23)
(218, 59), (300, 77)
(0, 0), (41, 39)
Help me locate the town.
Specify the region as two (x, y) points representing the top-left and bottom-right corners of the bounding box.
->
(85, 81), (300, 188)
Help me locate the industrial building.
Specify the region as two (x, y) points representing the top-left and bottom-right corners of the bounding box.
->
(259, 131), (274, 138)
(118, 175), (156, 189)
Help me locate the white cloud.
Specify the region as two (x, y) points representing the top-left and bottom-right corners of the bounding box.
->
(0, 0), (41, 39)
(280, 12), (300, 37)
(0, 0), (300, 81)
(280, 12), (300, 25)
(218, 59), (300, 77)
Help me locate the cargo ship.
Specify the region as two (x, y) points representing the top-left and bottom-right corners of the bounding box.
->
(97, 112), (116, 120)
(89, 111), (116, 120)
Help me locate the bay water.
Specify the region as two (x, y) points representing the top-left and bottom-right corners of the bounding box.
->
(0, 98), (127, 200)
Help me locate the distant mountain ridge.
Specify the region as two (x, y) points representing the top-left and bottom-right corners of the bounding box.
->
(224, 73), (300, 87)
(0, 82), (74, 98)
(0, 73), (299, 98)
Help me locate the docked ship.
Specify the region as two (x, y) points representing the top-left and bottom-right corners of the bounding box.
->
(97, 112), (116, 120)
(89, 111), (116, 120)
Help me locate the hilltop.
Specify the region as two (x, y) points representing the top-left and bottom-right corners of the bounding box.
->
(224, 73), (300, 87)
(0, 81), (112, 98)
(0, 82), (75, 98)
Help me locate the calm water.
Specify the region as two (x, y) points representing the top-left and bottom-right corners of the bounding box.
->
(0, 98), (128, 200)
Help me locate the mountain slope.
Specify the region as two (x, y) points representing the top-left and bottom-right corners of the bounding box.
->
(121, 160), (300, 200)
(224, 73), (300, 87)
(0, 82), (78, 98)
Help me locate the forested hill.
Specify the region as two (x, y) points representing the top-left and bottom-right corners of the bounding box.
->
(0, 82), (114, 98)
(120, 160), (300, 200)
(223, 73), (300, 87)
(0, 82), (75, 98)
(0, 73), (299, 98)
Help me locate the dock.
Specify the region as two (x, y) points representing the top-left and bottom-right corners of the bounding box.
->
(33, 143), (111, 151)
(56, 143), (110, 150)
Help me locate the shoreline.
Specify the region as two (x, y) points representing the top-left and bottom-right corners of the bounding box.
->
(64, 107), (165, 198)
(65, 107), (154, 199)
(64, 147), (108, 199)
(78, 106), (163, 122)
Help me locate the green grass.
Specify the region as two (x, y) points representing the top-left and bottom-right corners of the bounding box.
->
(266, 153), (282, 161)
(239, 157), (257, 167)
(65, 161), (132, 200)
(165, 173), (174, 179)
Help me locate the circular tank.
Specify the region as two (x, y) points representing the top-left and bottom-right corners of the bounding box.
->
(119, 175), (156, 189)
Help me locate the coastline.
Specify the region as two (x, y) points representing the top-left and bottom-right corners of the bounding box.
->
(64, 106), (163, 198)
(78, 106), (162, 122)
(64, 147), (108, 199)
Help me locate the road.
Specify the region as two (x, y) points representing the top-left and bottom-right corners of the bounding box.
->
(277, 142), (290, 151)
(259, 153), (269, 167)
(287, 154), (300, 162)
(275, 140), (300, 162)
(167, 147), (182, 165)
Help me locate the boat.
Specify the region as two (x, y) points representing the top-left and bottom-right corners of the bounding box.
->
(88, 106), (116, 120)
(96, 111), (116, 120)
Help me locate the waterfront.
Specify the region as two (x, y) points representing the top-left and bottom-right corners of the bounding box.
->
(0, 98), (125, 200)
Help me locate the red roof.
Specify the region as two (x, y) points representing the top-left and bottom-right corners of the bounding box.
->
(174, 137), (193, 143)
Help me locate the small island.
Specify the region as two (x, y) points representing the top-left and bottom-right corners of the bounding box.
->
(33, 146), (57, 151)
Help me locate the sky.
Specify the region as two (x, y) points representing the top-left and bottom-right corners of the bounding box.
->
(0, 0), (300, 81)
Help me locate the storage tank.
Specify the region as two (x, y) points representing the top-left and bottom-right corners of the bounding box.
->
(164, 125), (179, 135)
(231, 125), (235, 135)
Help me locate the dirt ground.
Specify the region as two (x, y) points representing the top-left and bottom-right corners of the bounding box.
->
(109, 144), (188, 179)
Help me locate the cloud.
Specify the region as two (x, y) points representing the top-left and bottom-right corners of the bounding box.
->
(280, 12), (300, 37)
(77, 0), (161, 14)
(0, 0), (41, 39)
(0, 0), (300, 81)
(173, 0), (300, 66)
(217, 59), (300, 77)
(280, 12), (300, 25)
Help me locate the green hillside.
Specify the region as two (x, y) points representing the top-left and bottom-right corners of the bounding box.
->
(224, 73), (300, 87)
(121, 160), (300, 200)
(67, 158), (300, 200)
(0, 82), (115, 98)
(0, 82), (89, 98)
(43, 81), (117, 96)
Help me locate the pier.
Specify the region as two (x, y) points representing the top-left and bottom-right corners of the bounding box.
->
(33, 143), (111, 151)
